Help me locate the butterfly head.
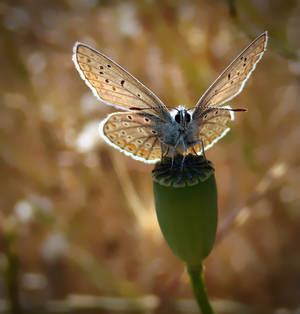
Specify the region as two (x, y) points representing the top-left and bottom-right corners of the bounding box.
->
(171, 105), (192, 129)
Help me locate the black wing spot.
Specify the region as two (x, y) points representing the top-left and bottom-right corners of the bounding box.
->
(244, 57), (247, 61)
(144, 118), (150, 122)
(105, 79), (109, 83)
(228, 73), (231, 80)
(121, 80), (125, 86)
(107, 64), (111, 68)
(215, 110), (219, 115)
(100, 66), (104, 69)
(204, 114), (208, 119)
(243, 63), (246, 67)
(127, 115), (133, 120)
(99, 71), (104, 75)
(137, 93), (141, 97)
(151, 130), (157, 134)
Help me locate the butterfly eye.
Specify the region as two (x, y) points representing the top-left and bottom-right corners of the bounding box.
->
(175, 113), (181, 123)
(185, 113), (191, 123)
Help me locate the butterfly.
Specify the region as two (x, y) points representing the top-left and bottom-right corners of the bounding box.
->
(72, 31), (268, 164)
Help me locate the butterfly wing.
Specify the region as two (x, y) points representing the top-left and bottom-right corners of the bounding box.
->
(190, 106), (234, 154)
(192, 32), (268, 120)
(73, 42), (169, 118)
(100, 111), (162, 163)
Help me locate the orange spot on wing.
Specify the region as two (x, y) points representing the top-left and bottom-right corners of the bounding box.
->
(126, 143), (136, 151)
(116, 139), (127, 147)
(85, 72), (98, 80)
(108, 123), (116, 129)
(138, 149), (147, 156)
(107, 133), (116, 140)
(92, 80), (102, 88)
(80, 64), (91, 71)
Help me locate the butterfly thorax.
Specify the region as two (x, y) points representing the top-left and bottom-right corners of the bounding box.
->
(140, 105), (199, 156)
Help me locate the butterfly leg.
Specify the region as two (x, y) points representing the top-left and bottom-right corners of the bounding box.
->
(200, 139), (207, 161)
(160, 143), (169, 159)
(171, 136), (182, 168)
(188, 139), (202, 155)
(192, 145), (198, 155)
(170, 148), (176, 168)
(180, 138), (188, 171)
(189, 138), (207, 161)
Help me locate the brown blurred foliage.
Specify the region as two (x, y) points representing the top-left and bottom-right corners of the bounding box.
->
(0, 0), (299, 313)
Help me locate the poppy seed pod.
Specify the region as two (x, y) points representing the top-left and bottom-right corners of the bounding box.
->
(152, 154), (218, 268)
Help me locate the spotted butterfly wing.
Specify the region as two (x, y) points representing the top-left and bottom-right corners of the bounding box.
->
(193, 32), (268, 119)
(190, 106), (234, 154)
(100, 112), (161, 163)
(72, 42), (169, 118)
(192, 31), (268, 153)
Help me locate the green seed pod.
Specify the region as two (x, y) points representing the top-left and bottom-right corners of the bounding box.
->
(152, 154), (218, 267)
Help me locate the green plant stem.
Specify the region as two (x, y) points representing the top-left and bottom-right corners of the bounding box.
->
(187, 264), (214, 314)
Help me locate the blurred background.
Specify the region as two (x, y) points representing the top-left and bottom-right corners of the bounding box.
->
(0, 0), (299, 313)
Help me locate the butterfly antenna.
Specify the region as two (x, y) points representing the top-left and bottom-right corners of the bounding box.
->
(129, 106), (154, 111)
(129, 106), (179, 111)
(215, 107), (247, 112)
